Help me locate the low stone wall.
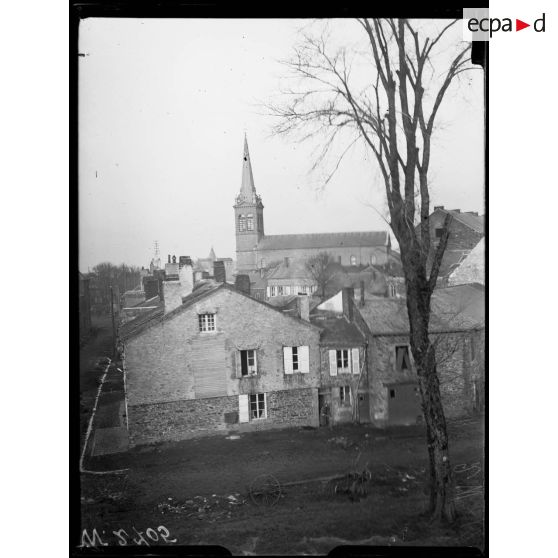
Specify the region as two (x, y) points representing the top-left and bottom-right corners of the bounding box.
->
(128, 387), (319, 446)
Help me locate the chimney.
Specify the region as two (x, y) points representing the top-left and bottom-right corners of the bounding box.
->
(172, 255), (177, 263)
(342, 287), (354, 321)
(360, 280), (365, 307)
(179, 263), (194, 296)
(449, 209), (461, 213)
(434, 205), (444, 211)
(162, 281), (182, 314)
(214, 260), (226, 283)
(168, 254), (171, 263)
(179, 255), (193, 269)
(296, 295), (310, 322)
(466, 211), (478, 216)
(235, 274), (251, 296)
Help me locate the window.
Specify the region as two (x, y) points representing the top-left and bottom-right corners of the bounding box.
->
(249, 393), (266, 419)
(198, 313), (215, 332)
(268, 285), (277, 297)
(337, 349), (349, 373)
(238, 215), (246, 232)
(246, 214), (254, 231)
(370, 255), (377, 265)
(260, 258), (266, 269)
(277, 285), (291, 296)
(240, 349), (257, 376)
(329, 348), (360, 375)
(350, 255), (357, 266)
(435, 227), (445, 239)
(390, 388), (396, 399)
(283, 346), (310, 374)
(238, 393), (267, 422)
(388, 284), (397, 297)
(395, 345), (412, 371)
(340, 386), (351, 406)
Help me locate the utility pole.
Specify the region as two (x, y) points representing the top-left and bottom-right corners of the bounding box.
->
(110, 284), (116, 359)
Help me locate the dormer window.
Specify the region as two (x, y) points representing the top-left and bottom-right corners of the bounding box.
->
(246, 214), (254, 231)
(238, 215), (246, 232)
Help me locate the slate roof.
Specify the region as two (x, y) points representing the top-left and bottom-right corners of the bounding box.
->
(434, 208), (484, 234)
(355, 283), (484, 335)
(311, 315), (366, 346)
(119, 280), (320, 342)
(258, 231), (389, 251)
(265, 259), (313, 281)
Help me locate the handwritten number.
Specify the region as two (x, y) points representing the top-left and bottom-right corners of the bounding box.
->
(158, 525), (178, 543)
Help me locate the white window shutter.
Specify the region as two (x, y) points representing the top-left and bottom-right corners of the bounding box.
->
(329, 350), (337, 376)
(263, 392), (268, 418)
(253, 351), (258, 374)
(285, 285), (291, 295)
(299, 346), (310, 373)
(351, 348), (360, 375)
(266, 286), (270, 298)
(283, 347), (293, 374)
(238, 394), (249, 423)
(234, 350), (241, 378)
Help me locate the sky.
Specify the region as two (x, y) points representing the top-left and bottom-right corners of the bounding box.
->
(78, 18), (484, 272)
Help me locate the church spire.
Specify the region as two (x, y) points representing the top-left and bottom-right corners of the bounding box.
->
(238, 134), (258, 204)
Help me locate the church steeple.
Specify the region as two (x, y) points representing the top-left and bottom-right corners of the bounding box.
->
(237, 134), (258, 204)
(234, 135), (265, 272)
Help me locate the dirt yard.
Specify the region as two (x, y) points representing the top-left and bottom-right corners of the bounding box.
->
(79, 417), (484, 555)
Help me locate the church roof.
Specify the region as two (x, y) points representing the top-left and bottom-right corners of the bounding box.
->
(236, 135), (259, 204)
(258, 231), (389, 251)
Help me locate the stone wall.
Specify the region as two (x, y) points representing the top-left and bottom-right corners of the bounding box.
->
(128, 387), (318, 446)
(368, 329), (485, 426)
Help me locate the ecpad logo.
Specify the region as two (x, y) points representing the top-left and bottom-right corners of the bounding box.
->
(467, 12), (546, 39)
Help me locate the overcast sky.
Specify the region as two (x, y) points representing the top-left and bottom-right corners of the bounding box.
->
(78, 18), (484, 272)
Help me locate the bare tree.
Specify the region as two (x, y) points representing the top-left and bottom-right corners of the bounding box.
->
(305, 252), (338, 299)
(269, 19), (477, 521)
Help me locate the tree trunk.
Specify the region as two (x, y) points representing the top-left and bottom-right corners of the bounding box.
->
(405, 265), (456, 522)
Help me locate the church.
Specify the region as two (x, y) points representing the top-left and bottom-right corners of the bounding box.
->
(234, 136), (393, 273)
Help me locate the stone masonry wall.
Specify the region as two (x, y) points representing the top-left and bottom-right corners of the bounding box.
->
(125, 287), (321, 408)
(368, 329), (484, 426)
(128, 387), (318, 446)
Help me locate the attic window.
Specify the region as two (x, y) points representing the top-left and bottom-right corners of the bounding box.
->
(198, 313), (215, 332)
(435, 228), (445, 239)
(395, 345), (412, 371)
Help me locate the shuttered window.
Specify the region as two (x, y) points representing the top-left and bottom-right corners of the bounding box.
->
(329, 348), (361, 374)
(284, 346), (310, 374)
(240, 349), (257, 376)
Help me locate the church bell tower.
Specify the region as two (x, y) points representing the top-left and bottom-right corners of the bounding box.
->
(234, 135), (264, 272)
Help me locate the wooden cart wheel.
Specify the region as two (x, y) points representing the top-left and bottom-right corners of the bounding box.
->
(249, 474), (281, 506)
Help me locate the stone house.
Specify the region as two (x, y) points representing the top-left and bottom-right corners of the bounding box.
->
(311, 297), (369, 427)
(119, 278), (321, 445)
(418, 206), (484, 284)
(315, 284), (485, 426)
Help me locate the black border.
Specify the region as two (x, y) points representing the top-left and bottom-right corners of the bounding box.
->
(70, 3), (488, 556)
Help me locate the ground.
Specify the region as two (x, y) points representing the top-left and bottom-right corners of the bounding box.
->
(78, 316), (484, 555)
